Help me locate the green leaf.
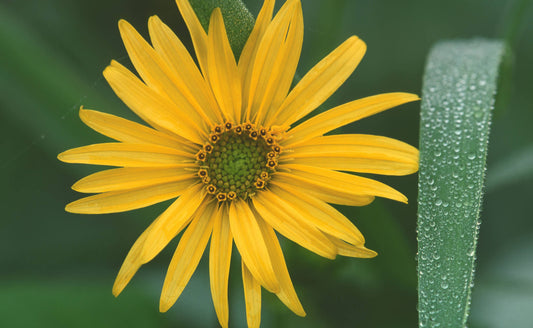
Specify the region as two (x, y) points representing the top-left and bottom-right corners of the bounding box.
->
(417, 39), (505, 327)
(189, 0), (255, 58)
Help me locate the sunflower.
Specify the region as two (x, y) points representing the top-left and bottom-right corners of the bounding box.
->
(58, 0), (419, 326)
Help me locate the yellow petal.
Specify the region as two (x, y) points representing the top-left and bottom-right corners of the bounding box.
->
(252, 193), (337, 259)
(113, 187), (203, 296)
(65, 179), (194, 214)
(326, 234), (378, 258)
(285, 93), (420, 146)
(266, 36), (366, 127)
(276, 164), (408, 203)
(72, 168), (196, 193)
(207, 8), (241, 122)
(79, 108), (197, 153)
(113, 224), (152, 296)
(274, 181), (374, 207)
(229, 200), (279, 293)
(148, 16), (223, 124)
(159, 202), (216, 312)
(284, 134), (419, 176)
(174, 0), (209, 76)
(140, 183), (206, 263)
(239, 0), (275, 114)
(264, 2), (303, 122)
(103, 60), (204, 143)
(244, 0), (303, 125)
(288, 156), (419, 177)
(118, 20), (210, 131)
(268, 182), (365, 245)
(209, 204), (233, 328)
(255, 216), (306, 317)
(292, 134), (419, 156)
(58, 143), (193, 167)
(242, 261), (261, 328)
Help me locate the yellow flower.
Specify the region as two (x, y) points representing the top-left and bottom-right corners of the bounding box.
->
(58, 0), (419, 326)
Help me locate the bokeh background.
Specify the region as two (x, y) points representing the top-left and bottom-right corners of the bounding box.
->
(1, 0), (532, 327)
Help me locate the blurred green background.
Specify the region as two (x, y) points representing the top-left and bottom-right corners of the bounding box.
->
(1, 0), (532, 327)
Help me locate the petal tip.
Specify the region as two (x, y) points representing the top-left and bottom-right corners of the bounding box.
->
(57, 150), (69, 163)
(147, 15), (163, 30)
(78, 107), (88, 118)
(112, 283), (124, 297)
(409, 94), (421, 102)
(64, 202), (75, 213)
(102, 65), (113, 78)
(118, 19), (130, 29)
(65, 200), (93, 214)
(363, 247), (378, 258)
(347, 35), (367, 51)
(209, 7), (223, 26)
(70, 181), (83, 192)
(109, 59), (121, 67)
(78, 107), (91, 123)
(159, 299), (172, 313)
(401, 93), (421, 102)
(57, 149), (77, 164)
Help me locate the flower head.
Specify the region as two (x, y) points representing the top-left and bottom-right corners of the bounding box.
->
(58, 0), (419, 326)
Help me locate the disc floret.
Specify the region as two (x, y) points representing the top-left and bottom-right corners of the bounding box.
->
(196, 123), (281, 201)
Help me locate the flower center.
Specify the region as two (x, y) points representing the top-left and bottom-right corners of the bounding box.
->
(196, 123), (282, 201)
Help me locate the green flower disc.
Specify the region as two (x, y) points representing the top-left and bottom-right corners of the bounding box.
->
(204, 131), (272, 199)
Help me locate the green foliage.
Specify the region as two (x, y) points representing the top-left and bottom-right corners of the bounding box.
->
(0, 280), (165, 328)
(417, 39), (505, 327)
(0, 6), (111, 153)
(486, 144), (533, 191)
